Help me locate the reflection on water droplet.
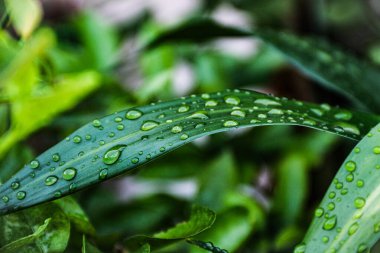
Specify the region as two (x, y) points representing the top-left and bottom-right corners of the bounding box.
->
(103, 145), (126, 165)
(348, 222), (359, 235)
(334, 122), (360, 135)
(231, 110), (246, 117)
(334, 110), (352, 121)
(114, 116), (123, 122)
(315, 208), (324, 217)
(178, 105), (190, 113)
(223, 120), (238, 127)
(171, 126), (183, 133)
(2, 196), (9, 203)
(131, 157), (139, 164)
(30, 160), (40, 169)
(126, 110), (143, 120)
(323, 215), (337, 230)
(63, 168), (77, 181)
(16, 191), (26, 200)
(92, 119), (102, 127)
(354, 197), (366, 209)
(141, 121), (159, 131)
(345, 161), (356, 172)
(180, 134), (189, 140)
(205, 100), (218, 107)
(117, 124), (124, 130)
(294, 243), (306, 253)
(52, 154), (60, 162)
(73, 136), (82, 143)
(268, 108), (284, 115)
(254, 98), (281, 106)
(373, 146), (380, 154)
(11, 182), (20, 190)
(99, 169), (108, 180)
(310, 108), (324, 117)
(187, 111), (209, 120)
(45, 176), (58, 186)
(224, 96), (240, 105)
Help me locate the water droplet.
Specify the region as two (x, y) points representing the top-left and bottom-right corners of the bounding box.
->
(373, 146), (380, 154)
(30, 160), (40, 169)
(354, 197), (366, 209)
(334, 110), (353, 121)
(73, 135), (82, 143)
(323, 215), (337, 230)
(303, 119), (317, 126)
(357, 244), (368, 253)
(85, 134), (92, 140)
(126, 110), (143, 120)
(341, 188), (348, 195)
(54, 191), (62, 198)
(254, 98), (281, 106)
(16, 191), (26, 200)
(205, 100), (218, 107)
(45, 176), (58, 186)
(333, 122), (360, 135)
(224, 96), (240, 105)
(315, 208), (324, 217)
(52, 154), (60, 162)
(103, 145), (126, 165)
(346, 173), (354, 182)
(180, 134), (189, 140)
(178, 105), (190, 113)
(258, 114), (267, 119)
(131, 157), (139, 164)
(345, 161), (356, 172)
(335, 182), (343, 189)
(348, 222), (359, 235)
(223, 120), (238, 127)
(310, 108), (324, 117)
(187, 111), (209, 120)
(374, 222), (380, 233)
(141, 121), (159, 131)
(108, 132), (115, 137)
(354, 147), (361, 153)
(92, 119), (102, 127)
(117, 124), (124, 130)
(99, 169), (108, 180)
(322, 236), (329, 243)
(11, 182), (20, 190)
(171, 126), (183, 134)
(294, 243), (306, 253)
(356, 180), (364, 188)
(2, 196), (9, 203)
(63, 168), (77, 181)
(231, 110), (246, 117)
(114, 116), (123, 122)
(268, 108), (284, 115)
(99, 140), (105, 146)
(327, 202), (335, 210)
(201, 93), (210, 99)
(328, 192), (336, 199)
(320, 103), (331, 111)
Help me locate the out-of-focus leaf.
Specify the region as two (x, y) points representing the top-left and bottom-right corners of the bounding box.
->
(136, 244), (150, 253)
(0, 202), (70, 253)
(55, 196), (95, 236)
(0, 145), (33, 183)
(196, 151), (237, 211)
(5, 0), (42, 38)
(147, 19), (380, 112)
(75, 11), (118, 70)
(0, 218), (50, 253)
(187, 239), (228, 253)
(274, 226), (303, 251)
(0, 89), (378, 215)
(299, 123), (380, 252)
(124, 205), (216, 251)
(82, 235), (102, 253)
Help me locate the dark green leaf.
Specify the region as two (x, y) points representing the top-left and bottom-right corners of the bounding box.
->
(0, 89), (378, 214)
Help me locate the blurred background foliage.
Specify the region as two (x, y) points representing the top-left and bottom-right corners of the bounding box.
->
(0, 0), (380, 252)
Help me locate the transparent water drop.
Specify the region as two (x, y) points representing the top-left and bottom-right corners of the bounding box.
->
(310, 108), (324, 117)
(348, 222), (359, 235)
(131, 157), (139, 164)
(63, 168), (77, 181)
(354, 197), (366, 209)
(334, 110), (352, 121)
(114, 116), (123, 122)
(223, 120), (238, 127)
(356, 180), (364, 188)
(141, 121), (159, 131)
(2, 196), (9, 203)
(99, 169), (108, 180)
(224, 96), (240, 105)
(254, 98), (281, 106)
(357, 244), (368, 253)
(333, 122), (360, 135)
(327, 202), (335, 211)
(268, 108), (284, 115)
(54, 191), (62, 198)
(322, 236), (329, 243)
(201, 94), (210, 99)
(231, 110), (246, 117)
(346, 173), (354, 182)
(180, 134), (189, 140)
(103, 145), (126, 165)
(92, 119), (102, 127)
(303, 119), (317, 126)
(85, 134), (92, 140)
(171, 126), (183, 134)
(345, 161), (356, 172)
(16, 191), (26, 200)
(374, 222), (380, 233)
(373, 146), (380, 154)
(178, 105), (190, 113)
(294, 243), (306, 253)
(187, 111), (209, 120)
(323, 215), (337, 230)
(52, 153), (60, 162)
(258, 114), (267, 119)
(117, 124), (124, 130)
(73, 135), (82, 143)
(45, 176), (58, 186)
(30, 160), (40, 169)
(126, 110), (143, 120)
(11, 182), (20, 190)
(205, 100), (218, 107)
(315, 208), (324, 217)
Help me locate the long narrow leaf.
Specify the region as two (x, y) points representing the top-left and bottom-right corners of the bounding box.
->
(0, 89), (378, 215)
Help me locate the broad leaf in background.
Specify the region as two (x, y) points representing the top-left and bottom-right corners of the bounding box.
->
(299, 122), (380, 252)
(0, 202), (70, 253)
(124, 205), (216, 252)
(0, 89), (378, 215)
(5, 0), (42, 39)
(146, 19), (380, 112)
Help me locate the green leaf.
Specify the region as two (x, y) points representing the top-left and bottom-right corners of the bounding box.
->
(136, 244), (150, 253)
(82, 235), (102, 253)
(0, 89), (377, 215)
(146, 19), (380, 112)
(5, 0), (42, 38)
(299, 122), (380, 252)
(124, 205), (216, 251)
(0, 202), (70, 252)
(0, 218), (50, 253)
(187, 239), (228, 253)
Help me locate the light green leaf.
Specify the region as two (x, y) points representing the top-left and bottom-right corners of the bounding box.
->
(5, 0), (42, 38)
(124, 205), (216, 251)
(0, 89), (377, 215)
(136, 244), (150, 253)
(299, 123), (380, 252)
(0, 218), (50, 253)
(0, 202), (70, 253)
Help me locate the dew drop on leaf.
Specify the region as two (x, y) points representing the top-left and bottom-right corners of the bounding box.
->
(345, 161), (356, 172)
(373, 146), (380, 154)
(187, 111), (209, 120)
(2, 196), (9, 203)
(171, 126), (183, 133)
(141, 121), (159, 131)
(354, 197), (366, 209)
(231, 110), (246, 117)
(223, 120), (238, 127)
(103, 145), (126, 165)
(73, 135), (82, 143)
(314, 207), (324, 217)
(52, 153), (60, 162)
(224, 95), (240, 105)
(11, 182), (20, 190)
(30, 160), (40, 169)
(348, 222), (359, 235)
(254, 98), (281, 106)
(205, 100), (218, 107)
(126, 110), (143, 120)
(16, 191), (26, 200)
(92, 119), (102, 127)
(180, 134), (189, 140)
(99, 169), (108, 180)
(334, 110), (353, 121)
(323, 215), (337, 230)
(131, 157), (139, 164)
(45, 176), (58, 186)
(63, 168), (77, 181)
(178, 105), (190, 113)
(294, 243), (306, 253)
(268, 108), (284, 115)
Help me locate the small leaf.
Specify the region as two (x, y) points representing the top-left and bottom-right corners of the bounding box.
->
(0, 89), (377, 215)
(187, 239), (228, 253)
(300, 122), (380, 252)
(5, 0), (42, 38)
(124, 205), (216, 251)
